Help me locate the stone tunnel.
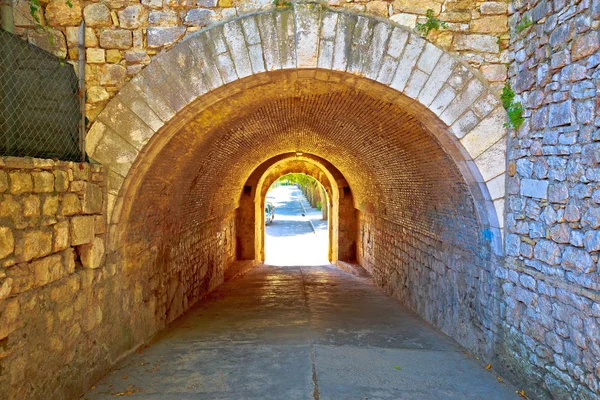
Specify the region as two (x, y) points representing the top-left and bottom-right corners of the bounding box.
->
(1, 0), (599, 399)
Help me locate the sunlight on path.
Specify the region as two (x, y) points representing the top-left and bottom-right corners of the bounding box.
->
(264, 186), (329, 266)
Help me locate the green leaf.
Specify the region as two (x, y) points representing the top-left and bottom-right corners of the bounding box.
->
(500, 84), (515, 110)
(394, 365), (401, 370)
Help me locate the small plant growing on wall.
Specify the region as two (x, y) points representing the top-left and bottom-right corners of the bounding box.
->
(415, 9), (448, 36)
(8, 0), (74, 55)
(515, 15), (533, 34)
(500, 84), (525, 129)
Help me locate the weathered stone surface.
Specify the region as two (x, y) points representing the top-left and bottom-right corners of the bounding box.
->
(148, 10), (178, 26)
(87, 86), (110, 103)
(0, 298), (20, 340)
(54, 170), (69, 192)
(571, 31), (600, 62)
(548, 101), (574, 127)
(534, 239), (562, 266)
(15, 230), (52, 262)
(100, 64), (127, 87)
(0, 170), (8, 192)
(548, 183), (569, 204)
(142, 0), (163, 8)
(392, 0), (442, 15)
(454, 34), (498, 53)
(0, 227), (14, 259)
(9, 172), (33, 195)
(366, 1), (388, 17)
(480, 64), (507, 82)
(184, 8), (215, 27)
(86, 48), (106, 63)
(106, 49), (122, 63)
(32, 172), (54, 193)
(480, 2), (507, 14)
(99, 30), (133, 50)
(32, 254), (64, 287)
(42, 195), (59, 216)
(389, 13), (417, 28)
(83, 3), (112, 27)
(562, 246), (593, 273)
(82, 183), (103, 214)
(12, 0), (42, 27)
(28, 27), (68, 58)
(61, 193), (81, 216)
(53, 220), (70, 251)
(521, 179), (548, 199)
(470, 16), (507, 34)
(78, 236), (105, 269)
(119, 5), (147, 29)
(23, 196), (40, 218)
(70, 216), (95, 245)
(124, 49), (150, 64)
(147, 27), (186, 47)
(45, 0), (82, 27)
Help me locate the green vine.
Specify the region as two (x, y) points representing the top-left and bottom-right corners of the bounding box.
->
(13, 0), (74, 61)
(515, 15), (533, 33)
(415, 9), (448, 36)
(500, 84), (524, 129)
(27, 0), (73, 25)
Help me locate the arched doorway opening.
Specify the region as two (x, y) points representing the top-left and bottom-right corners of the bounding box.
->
(264, 173), (329, 266)
(87, 3), (507, 367)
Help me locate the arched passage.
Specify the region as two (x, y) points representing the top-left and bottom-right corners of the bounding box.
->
(238, 154), (356, 264)
(87, 3), (507, 359)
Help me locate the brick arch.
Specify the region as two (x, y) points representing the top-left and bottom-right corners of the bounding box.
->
(88, 2), (506, 255)
(83, 2), (512, 359)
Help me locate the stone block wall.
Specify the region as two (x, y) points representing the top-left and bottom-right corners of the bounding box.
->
(2, 0), (509, 123)
(501, 0), (600, 398)
(0, 155), (238, 399)
(357, 210), (502, 362)
(0, 156), (108, 399)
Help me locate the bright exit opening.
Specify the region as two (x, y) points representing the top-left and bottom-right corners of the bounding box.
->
(264, 173), (329, 266)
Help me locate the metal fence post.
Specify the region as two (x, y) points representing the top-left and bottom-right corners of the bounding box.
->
(78, 21), (86, 162)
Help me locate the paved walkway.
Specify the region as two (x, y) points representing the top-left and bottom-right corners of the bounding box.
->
(83, 264), (516, 399)
(82, 185), (516, 399)
(265, 185), (328, 266)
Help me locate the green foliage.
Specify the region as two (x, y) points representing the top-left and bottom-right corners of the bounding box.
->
(500, 84), (524, 129)
(276, 173), (312, 187)
(272, 0), (292, 7)
(316, 201), (322, 211)
(500, 84), (515, 110)
(24, 0), (73, 60)
(415, 9), (448, 36)
(515, 15), (533, 33)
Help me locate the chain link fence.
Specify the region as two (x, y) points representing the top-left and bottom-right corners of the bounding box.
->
(0, 27), (83, 161)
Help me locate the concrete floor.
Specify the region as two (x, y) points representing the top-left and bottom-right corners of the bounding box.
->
(82, 186), (517, 399)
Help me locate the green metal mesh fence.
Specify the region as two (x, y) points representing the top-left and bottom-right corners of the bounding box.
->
(0, 28), (82, 161)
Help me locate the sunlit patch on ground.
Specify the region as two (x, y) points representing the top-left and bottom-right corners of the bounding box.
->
(265, 186), (329, 266)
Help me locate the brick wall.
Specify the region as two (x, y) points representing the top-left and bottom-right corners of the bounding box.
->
(500, 0), (600, 397)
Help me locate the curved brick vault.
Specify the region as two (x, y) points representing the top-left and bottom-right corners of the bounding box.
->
(85, 2), (509, 359)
